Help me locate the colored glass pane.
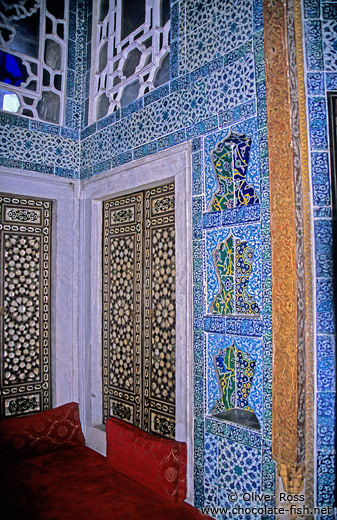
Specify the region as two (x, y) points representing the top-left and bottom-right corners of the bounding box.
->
(0, 50), (28, 86)
(121, 0), (146, 40)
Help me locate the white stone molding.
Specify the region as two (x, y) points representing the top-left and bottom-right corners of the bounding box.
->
(79, 142), (194, 502)
(0, 168), (80, 407)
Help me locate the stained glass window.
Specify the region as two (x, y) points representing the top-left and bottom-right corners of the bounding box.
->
(0, 0), (67, 124)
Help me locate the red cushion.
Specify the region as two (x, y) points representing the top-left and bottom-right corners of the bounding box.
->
(106, 417), (187, 503)
(0, 445), (212, 519)
(0, 402), (85, 462)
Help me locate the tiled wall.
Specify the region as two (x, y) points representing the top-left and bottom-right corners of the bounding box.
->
(79, 0), (274, 516)
(303, 0), (337, 509)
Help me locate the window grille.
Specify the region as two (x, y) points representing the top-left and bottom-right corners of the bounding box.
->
(91, 0), (170, 121)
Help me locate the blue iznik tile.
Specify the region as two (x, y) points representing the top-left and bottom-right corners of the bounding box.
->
(305, 20), (324, 71)
(170, 1), (179, 43)
(30, 121), (60, 135)
(307, 72), (325, 95)
(262, 461), (275, 496)
(322, 20), (337, 71)
(209, 53), (255, 116)
(203, 485), (218, 511)
(317, 358), (335, 391)
(184, 0), (215, 35)
(317, 451), (335, 507)
(68, 9), (77, 41)
(256, 81), (267, 128)
(314, 207), (332, 218)
(316, 280), (335, 334)
(205, 418), (262, 449)
(203, 205), (261, 229)
(317, 392), (335, 420)
(186, 117), (218, 140)
(204, 119), (260, 210)
(218, 438), (261, 508)
(253, 0), (263, 33)
(67, 39), (76, 70)
(258, 127), (268, 161)
(219, 101), (256, 128)
(317, 415), (335, 450)
(303, 0), (321, 19)
(323, 3), (337, 20)
(204, 432), (218, 486)
(157, 129), (185, 150)
(326, 72), (337, 90)
(317, 335), (335, 360)
(204, 57), (224, 76)
(217, 0), (253, 57)
(207, 334), (263, 426)
(223, 41), (253, 68)
(0, 126), (79, 171)
(81, 123), (96, 139)
(205, 225), (262, 316)
(0, 112), (29, 128)
(191, 137), (201, 153)
(312, 152), (331, 207)
(61, 127), (79, 139)
(144, 84), (169, 106)
(314, 220), (333, 278)
(127, 92), (182, 148)
(308, 97), (328, 150)
(192, 196), (203, 239)
(180, 78), (209, 127)
(204, 316), (264, 337)
(184, 20), (219, 72)
(253, 31), (265, 84)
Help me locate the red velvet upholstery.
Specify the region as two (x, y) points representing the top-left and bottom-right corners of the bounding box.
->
(0, 403), (212, 519)
(0, 445), (211, 519)
(106, 417), (187, 502)
(0, 402), (85, 462)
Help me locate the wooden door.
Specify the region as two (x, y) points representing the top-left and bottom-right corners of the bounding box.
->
(102, 183), (176, 438)
(0, 194), (52, 419)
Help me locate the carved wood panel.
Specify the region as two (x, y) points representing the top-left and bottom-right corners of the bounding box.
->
(263, 0), (314, 501)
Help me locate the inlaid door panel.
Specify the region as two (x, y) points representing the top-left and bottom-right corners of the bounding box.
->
(102, 192), (144, 426)
(0, 194), (52, 419)
(102, 183), (176, 438)
(143, 186), (175, 437)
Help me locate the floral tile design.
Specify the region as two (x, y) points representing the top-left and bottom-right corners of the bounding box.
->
(207, 334), (263, 426)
